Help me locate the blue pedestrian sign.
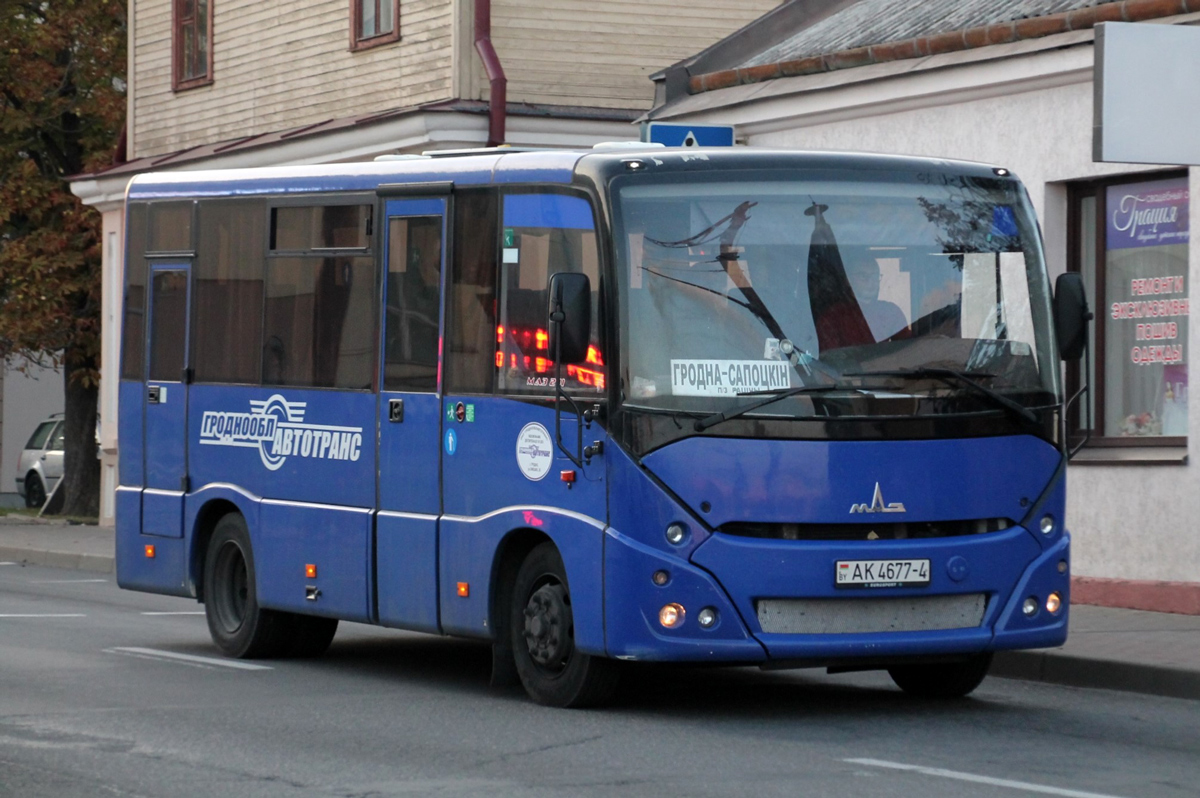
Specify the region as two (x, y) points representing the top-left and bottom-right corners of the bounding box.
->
(645, 122), (735, 148)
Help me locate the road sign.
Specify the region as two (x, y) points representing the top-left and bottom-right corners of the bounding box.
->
(1094, 22), (1200, 165)
(645, 122), (735, 147)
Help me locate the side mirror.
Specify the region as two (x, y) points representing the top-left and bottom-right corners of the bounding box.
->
(547, 272), (591, 365)
(1053, 272), (1091, 361)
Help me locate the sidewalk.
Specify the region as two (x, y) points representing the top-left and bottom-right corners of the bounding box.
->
(1, 513), (1196, 701)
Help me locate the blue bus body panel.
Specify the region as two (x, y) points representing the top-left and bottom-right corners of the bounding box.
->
(604, 434), (1069, 661)
(256, 500), (372, 621)
(640, 435), (1060, 527)
(188, 385), (375, 508)
(376, 512), (439, 633)
(439, 508), (605, 652)
(439, 396), (606, 649)
(118, 381), (145, 487)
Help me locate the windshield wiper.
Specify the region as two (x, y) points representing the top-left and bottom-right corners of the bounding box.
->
(694, 383), (853, 431)
(842, 367), (1038, 424)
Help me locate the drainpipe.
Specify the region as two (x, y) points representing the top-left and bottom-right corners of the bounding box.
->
(474, 0), (507, 147)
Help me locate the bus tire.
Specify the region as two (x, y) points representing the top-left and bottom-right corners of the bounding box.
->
(285, 615), (338, 658)
(888, 653), (993, 698)
(510, 542), (618, 708)
(203, 512), (291, 659)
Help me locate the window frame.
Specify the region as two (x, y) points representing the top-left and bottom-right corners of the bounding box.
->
(262, 193), (379, 392)
(350, 0), (401, 51)
(1066, 170), (1189, 449)
(173, 0), (214, 92)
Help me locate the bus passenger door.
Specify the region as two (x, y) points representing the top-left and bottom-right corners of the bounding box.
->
(143, 264), (191, 538)
(376, 197), (447, 632)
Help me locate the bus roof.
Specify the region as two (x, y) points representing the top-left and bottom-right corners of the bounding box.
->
(126, 147), (1012, 201)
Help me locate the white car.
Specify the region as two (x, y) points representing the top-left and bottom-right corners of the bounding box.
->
(15, 414), (65, 509)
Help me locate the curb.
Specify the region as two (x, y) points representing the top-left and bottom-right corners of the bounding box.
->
(993, 650), (1200, 701)
(0, 546), (114, 574)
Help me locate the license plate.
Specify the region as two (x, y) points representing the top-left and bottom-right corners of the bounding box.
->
(835, 559), (930, 588)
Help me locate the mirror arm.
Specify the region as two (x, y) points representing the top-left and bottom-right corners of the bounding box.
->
(1064, 311), (1094, 460)
(551, 308), (584, 468)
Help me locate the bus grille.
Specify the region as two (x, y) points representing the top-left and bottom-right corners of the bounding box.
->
(720, 518), (1012, 541)
(756, 594), (988, 635)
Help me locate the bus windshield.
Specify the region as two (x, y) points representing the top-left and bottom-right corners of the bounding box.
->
(613, 168), (1061, 424)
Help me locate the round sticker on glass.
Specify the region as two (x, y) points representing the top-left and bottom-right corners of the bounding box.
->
(515, 422), (553, 481)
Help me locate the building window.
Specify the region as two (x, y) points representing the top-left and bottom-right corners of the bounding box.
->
(351, 0), (400, 50)
(174, 0), (213, 90)
(1068, 173), (1189, 445)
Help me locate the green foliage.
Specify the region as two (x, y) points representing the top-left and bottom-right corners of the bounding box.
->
(0, 0), (126, 380)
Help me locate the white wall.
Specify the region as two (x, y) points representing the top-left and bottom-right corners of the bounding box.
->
(689, 47), (1198, 583)
(1, 358), (64, 501)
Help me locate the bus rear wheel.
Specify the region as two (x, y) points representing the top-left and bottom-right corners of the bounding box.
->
(510, 542), (617, 708)
(203, 513), (291, 659)
(888, 652), (993, 698)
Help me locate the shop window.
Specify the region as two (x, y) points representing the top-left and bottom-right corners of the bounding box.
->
(174, 0), (213, 91)
(1068, 174), (1189, 444)
(351, 0), (400, 50)
(496, 193), (605, 396)
(193, 200), (265, 384)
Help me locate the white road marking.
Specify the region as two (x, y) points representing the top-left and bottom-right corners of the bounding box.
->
(108, 647), (273, 671)
(0, 562), (18, 566)
(29, 578), (109, 584)
(845, 759), (1131, 798)
(140, 611), (205, 616)
(0, 613), (87, 618)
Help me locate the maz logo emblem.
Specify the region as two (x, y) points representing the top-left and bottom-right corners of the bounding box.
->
(849, 482), (906, 514)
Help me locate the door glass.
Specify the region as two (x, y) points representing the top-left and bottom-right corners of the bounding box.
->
(384, 216), (442, 392)
(48, 423), (65, 452)
(149, 270), (188, 382)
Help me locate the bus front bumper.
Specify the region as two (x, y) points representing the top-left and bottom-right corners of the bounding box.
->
(604, 525), (1070, 666)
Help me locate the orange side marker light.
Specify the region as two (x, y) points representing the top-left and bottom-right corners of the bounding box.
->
(144, 544), (156, 559)
(305, 564), (317, 578)
(457, 582), (470, 597)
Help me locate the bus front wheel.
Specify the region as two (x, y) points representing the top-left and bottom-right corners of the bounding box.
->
(888, 652), (993, 698)
(203, 513), (291, 659)
(510, 542), (618, 708)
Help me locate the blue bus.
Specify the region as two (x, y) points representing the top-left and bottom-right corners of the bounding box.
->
(117, 147), (1088, 707)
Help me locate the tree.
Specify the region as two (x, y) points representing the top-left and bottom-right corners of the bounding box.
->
(0, 0), (126, 516)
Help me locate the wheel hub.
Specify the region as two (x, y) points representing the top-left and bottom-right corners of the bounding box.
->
(523, 583), (571, 668)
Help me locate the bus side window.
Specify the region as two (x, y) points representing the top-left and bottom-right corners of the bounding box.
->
(384, 215), (441, 392)
(264, 202), (376, 390)
(193, 200), (265, 384)
(495, 192), (604, 395)
(121, 203), (148, 381)
(445, 190), (499, 394)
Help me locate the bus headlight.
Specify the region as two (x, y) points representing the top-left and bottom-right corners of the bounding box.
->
(1022, 597), (1039, 617)
(1046, 593), (1062, 614)
(1039, 515), (1055, 535)
(665, 523), (687, 545)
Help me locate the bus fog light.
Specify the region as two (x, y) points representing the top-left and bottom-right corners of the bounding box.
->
(1039, 515), (1055, 535)
(1046, 592), (1062, 614)
(659, 603), (685, 628)
(697, 607), (718, 628)
(665, 523), (687, 545)
(652, 570), (670, 586)
(1022, 597), (1039, 617)
(1057, 559), (1068, 573)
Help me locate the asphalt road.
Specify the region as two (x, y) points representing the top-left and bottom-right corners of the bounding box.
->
(2, 561), (1197, 798)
